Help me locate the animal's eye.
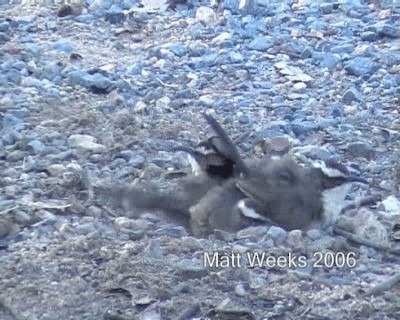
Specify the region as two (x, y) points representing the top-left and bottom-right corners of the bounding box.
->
(279, 170), (293, 181)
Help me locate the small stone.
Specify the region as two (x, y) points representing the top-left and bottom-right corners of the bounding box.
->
(0, 22), (10, 33)
(361, 31), (379, 42)
(68, 70), (112, 94)
(314, 52), (340, 72)
(318, 118), (338, 129)
(263, 136), (290, 154)
(372, 23), (400, 39)
(291, 120), (318, 137)
(135, 100), (148, 113)
(237, 226), (269, 240)
(2, 131), (18, 145)
(139, 163), (164, 180)
(239, 0), (255, 14)
(195, 6), (217, 27)
(232, 244), (250, 254)
(266, 226), (287, 245)
(68, 134), (106, 153)
(3, 168), (19, 178)
(309, 235), (334, 251)
(212, 32), (232, 44)
(293, 82), (307, 91)
(75, 223), (97, 235)
(247, 37), (274, 51)
(380, 195), (400, 213)
(344, 57), (379, 77)
(0, 217), (13, 238)
(6, 150), (28, 162)
(156, 96), (171, 109)
(14, 210), (32, 224)
(34, 209), (57, 222)
(346, 142), (375, 159)
(286, 230), (304, 251)
(168, 44), (187, 57)
(353, 209), (389, 243)
(320, 3), (333, 14)
(118, 150), (135, 161)
(152, 226), (187, 238)
(378, 9), (392, 20)
(42, 62), (64, 81)
(120, 229), (145, 241)
(105, 8), (126, 25)
(0, 200), (16, 211)
(27, 140), (45, 154)
(214, 229), (234, 242)
(144, 240), (164, 259)
(306, 229), (321, 241)
(234, 283), (247, 297)
(110, 158), (126, 169)
(176, 259), (208, 279)
(129, 155), (145, 169)
(301, 47), (313, 59)
(222, 0), (239, 11)
(342, 89), (362, 104)
(378, 180), (393, 191)
(47, 164), (65, 177)
(114, 217), (153, 231)
(238, 114), (250, 124)
(53, 41), (75, 54)
(88, 206), (102, 218)
(114, 217), (134, 230)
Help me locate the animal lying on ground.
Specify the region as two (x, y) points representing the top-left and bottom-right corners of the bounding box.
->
(97, 113), (367, 237)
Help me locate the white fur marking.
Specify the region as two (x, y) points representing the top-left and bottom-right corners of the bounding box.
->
(237, 200), (267, 221)
(188, 154), (202, 176)
(313, 161), (347, 178)
(195, 145), (215, 155)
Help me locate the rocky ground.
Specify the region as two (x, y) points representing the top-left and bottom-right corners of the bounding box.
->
(0, 0), (400, 319)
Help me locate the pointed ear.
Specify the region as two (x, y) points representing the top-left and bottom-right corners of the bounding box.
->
(208, 136), (236, 159)
(203, 112), (248, 176)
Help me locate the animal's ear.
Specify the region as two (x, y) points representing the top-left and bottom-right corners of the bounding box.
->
(203, 112), (248, 176)
(278, 168), (295, 182)
(208, 136), (235, 160)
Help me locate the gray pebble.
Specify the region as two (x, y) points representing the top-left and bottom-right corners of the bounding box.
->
(291, 120), (318, 137)
(68, 70), (112, 92)
(306, 229), (321, 241)
(237, 226), (269, 240)
(27, 140), (45, 154)
(266, 226), (287, 245)
(144, 240), (164, 259)
(0, 22), (10, 33)
(6, 150), (28, 162)
(309, 235), (334, 251)
(346, 142), (375, 159)
(247, 37), (274, 51)
(176, 259), (208, 280)
(344, 57), (379, 77)
(320, 3), (333, 14)
(342, 89), (362, 104)
(0, 217), (13, 239)
(151, 226), (187, 238)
